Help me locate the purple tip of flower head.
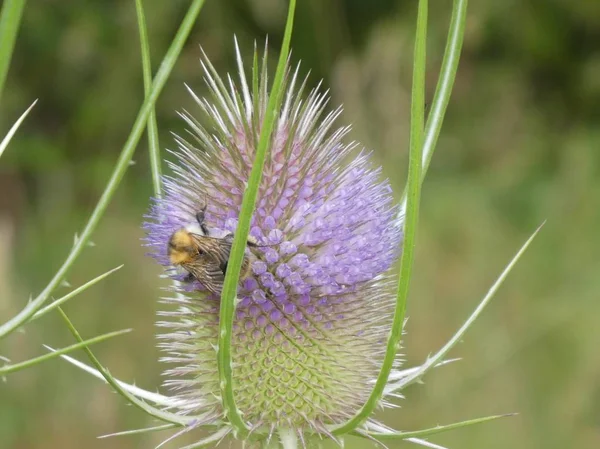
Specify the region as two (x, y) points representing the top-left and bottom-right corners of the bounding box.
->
(145, 43), (403, 432)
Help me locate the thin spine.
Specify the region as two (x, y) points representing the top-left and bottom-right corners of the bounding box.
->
(0, 99), (36, 159)
(353, 413), (515, 441)
(330, 0), (428, 435)
(0, 0), (206, 340)
(31, 265), (123, 321)
(398, 0), (468, 216)
(217, 0), (297, 438)
(177, 426), (231, 449)
(135, 0), (162, 197)
(98, 424), (178, 439)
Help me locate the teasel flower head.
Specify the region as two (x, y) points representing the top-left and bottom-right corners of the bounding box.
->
(144, 43), (403, 444)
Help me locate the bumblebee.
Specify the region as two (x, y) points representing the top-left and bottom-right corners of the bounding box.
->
(167, 206), (256, 294)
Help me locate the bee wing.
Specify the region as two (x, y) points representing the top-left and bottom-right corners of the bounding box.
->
(184, 257), (226, 295)
(190, 234), (233, 267)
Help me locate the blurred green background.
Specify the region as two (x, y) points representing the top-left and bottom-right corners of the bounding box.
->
(1, 0), (599, 448)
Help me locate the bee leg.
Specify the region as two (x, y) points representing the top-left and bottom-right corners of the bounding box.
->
(222, 233), (258, 248)
(195, 205), (209, 235)
(219, 260), (228, 275)
(219, 259), (251, 280)
(183, 272), (196, 283)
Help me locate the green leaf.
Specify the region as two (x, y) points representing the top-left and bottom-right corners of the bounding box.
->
(217, 0), (297, 438)
(0, 329), (131, 375)
(0, 0), (26, 103)
(331, 0), (428, 435)
(135, 0), (162, 197)
(0, 0), (206, 341)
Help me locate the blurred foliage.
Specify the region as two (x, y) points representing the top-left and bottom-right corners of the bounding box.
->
(1, 0), (599, 448)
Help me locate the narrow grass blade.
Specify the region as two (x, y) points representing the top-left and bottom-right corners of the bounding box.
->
(31, 265), (123, 322)
(355, 413), (515, 441)
(331, 0), (428, 435)
(399, 0), (468, 216)
(389, 223), (544, 392)
(46, 348), (175, 406)
(0, 0), (206, 340)
(217, 0), (296, 438)
(135, 0), (162, 197)
(0, 0), (26, 102)
(56, 307), (193, 425)
(0, 99), (36, 159)
(0, 329), (130, 375)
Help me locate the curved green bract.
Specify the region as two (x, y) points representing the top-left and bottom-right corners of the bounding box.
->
(217, 0), (297, 437)
(331, 0), (428, 435)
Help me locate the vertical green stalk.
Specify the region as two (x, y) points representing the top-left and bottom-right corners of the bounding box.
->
(399, 0), (468, 211)
(135, 0), (162, 197)
(331, 0), (428, 435)
(217, 0), (297, 438)
(0, 0), (26, 105)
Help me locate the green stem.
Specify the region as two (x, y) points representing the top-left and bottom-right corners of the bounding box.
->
(0, 0), (26, 105)
(0, 0), (206, 340)
(135, 0), (162, 197)
(217, 0), (297, 438)
(399, 0), (468, 213)
(331, 0), (428, 435)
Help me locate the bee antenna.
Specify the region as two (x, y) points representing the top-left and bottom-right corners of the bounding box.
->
(196, 199), (209, 234)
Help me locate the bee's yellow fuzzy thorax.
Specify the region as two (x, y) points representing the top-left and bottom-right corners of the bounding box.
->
(168, 230), (195, 265)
